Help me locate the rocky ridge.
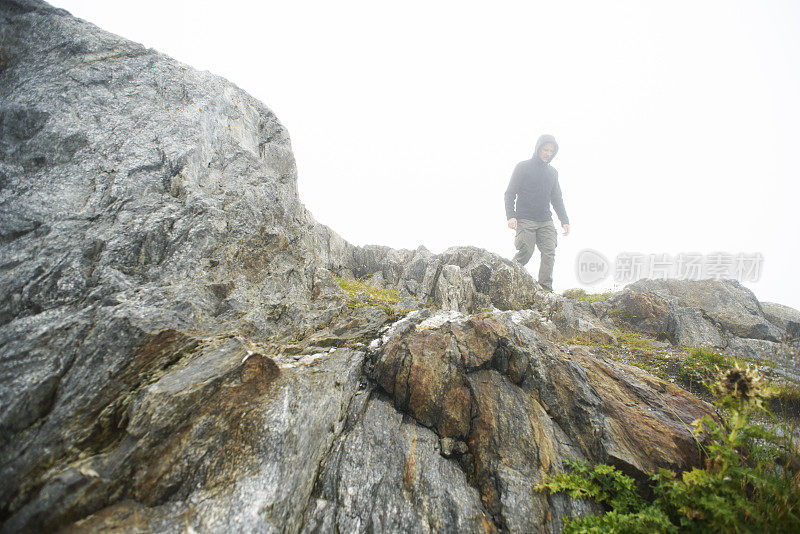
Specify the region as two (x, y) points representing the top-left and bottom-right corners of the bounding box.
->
(1, 2), (798, 532)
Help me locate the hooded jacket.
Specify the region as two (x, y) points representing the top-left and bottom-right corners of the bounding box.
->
(504, 134), (569, 225)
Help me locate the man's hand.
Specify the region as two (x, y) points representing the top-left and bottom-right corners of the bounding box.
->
(562, 223), (571, 236)
(507, 218), (517, 230)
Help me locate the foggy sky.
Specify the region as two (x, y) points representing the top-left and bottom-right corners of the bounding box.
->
(51, 1), (800, 309)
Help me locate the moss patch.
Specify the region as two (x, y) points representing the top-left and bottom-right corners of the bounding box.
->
(335, 276), (402, 308)
(334, 276), (409, 320)
(562, 288), (612, 303)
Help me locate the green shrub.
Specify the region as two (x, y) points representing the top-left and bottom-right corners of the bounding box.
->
(537, 363), (800, 533)
(679, 347), (733, 383)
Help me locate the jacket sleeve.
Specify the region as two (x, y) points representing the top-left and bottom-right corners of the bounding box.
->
(504, 164), (522, 219)
(550, 171), (570, 225)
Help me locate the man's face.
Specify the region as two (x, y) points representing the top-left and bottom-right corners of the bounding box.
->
(539, 142), (556, 163)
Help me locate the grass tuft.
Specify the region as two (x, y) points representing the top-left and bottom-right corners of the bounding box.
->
(562, 288), (613, 303)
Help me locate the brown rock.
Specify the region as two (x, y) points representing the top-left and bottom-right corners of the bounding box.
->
(367, 309), (715, 530)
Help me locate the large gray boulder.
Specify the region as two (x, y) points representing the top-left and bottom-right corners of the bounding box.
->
(605, 279), (782, 348)
(667, 307), (726, 348)
(761, 301), (800, 339)
(0, 1), (361, 530)
(628, 279), (780, 341)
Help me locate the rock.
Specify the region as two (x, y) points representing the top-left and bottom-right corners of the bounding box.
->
(667, 307), (726, 348)
(302, 394), (490, 533)
(366, 309), (714, 529)
(418, 256), (442, 301)
(0, 1), (365, 529)
(4, 342), (366, 533)
(624, 279), (780, 341)
(551, 298), (618, 344)
(439, 246), (540, 311)
(440, 437), (468, 457)
(605, 279), (783, 348)
(434, 264), (478, 313)
(334, 244), (541, 314)
(606, 289), (672, 335)
(761, 301), (800, 338)
(0, 2), (784, 533)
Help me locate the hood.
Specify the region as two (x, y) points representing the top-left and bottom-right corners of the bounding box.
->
(533, 134), (559, 161)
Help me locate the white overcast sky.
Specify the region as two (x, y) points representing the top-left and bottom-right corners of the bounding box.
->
(53, 0), (800, 310)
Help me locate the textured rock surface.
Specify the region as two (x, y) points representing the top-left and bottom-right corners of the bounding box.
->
(591, 280), (800, 382)
(602, 279), (785, 348)
(624, 279), (780, 341)
(761, 302), (800, 338)
(302, 393), (492, 533)
(365, 309), (711, 531)
(0, 2), (796, 533)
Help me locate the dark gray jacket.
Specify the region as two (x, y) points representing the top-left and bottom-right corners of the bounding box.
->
(504, 134), (569, 224)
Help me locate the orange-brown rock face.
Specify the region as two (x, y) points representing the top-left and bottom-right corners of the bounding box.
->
(367, 309), (716, 531)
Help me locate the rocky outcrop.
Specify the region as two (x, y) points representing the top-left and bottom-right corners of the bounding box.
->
(364, 309), (711, 531)
(0, 2), (793, 533)
(594, 279), (800, 382)
(603, 279), (782, 346)
(761, 302), (800, 339)
(576, 279), (800, 383)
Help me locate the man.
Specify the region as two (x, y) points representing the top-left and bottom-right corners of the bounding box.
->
(504, 134), (571, 292)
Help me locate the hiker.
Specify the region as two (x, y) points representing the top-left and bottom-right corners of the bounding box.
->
(504, 134), (571, 292)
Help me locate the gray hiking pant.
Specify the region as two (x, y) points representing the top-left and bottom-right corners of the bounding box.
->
(513, 219), (557, 290)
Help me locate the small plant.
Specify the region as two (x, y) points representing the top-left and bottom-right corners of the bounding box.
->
(773, 383), (800, 401)
(773, 333), (800, 394)
(679, 347), (733, 384)
(607, 306), (633, 321)
(537, 363), (800, 533)
(563, 288), (613, 303)
(537, 460), (675, 533)
(383, 305), (409, 321)
(566, 329), (659, 352)
(340, 337), (367, 349)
